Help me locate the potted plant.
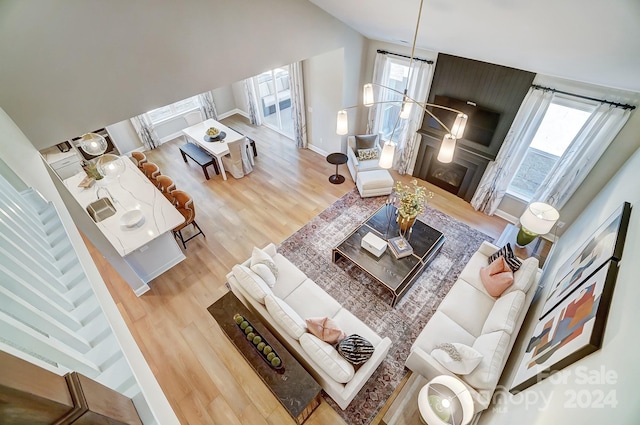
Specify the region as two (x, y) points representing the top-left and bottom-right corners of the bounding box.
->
(393, 180), (432, 232)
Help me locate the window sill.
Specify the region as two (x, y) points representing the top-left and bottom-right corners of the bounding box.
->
(150, 107), (201, 126)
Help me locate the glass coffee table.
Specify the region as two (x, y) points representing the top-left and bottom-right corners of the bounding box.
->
(332, 204), (445, 307)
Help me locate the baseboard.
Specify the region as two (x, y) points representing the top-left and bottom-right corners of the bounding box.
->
(218, 109), (249, 120)
(494, 209), (519, 225)
(307, 144), (330, 158)
(159, 131), (184, 145)
(134, 284), (151, 297)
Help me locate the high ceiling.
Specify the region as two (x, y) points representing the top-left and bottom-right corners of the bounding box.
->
(309, 0), (640, 93)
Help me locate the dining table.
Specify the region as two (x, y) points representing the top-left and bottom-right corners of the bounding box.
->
(181, 118), (246, 181)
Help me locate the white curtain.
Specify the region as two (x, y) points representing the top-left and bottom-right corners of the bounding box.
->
(366, 53), (388, 134)
(130, 113), (161, 150)
(289, 62), (308, 148)
(198, 91), (218, 120)
(471, 88), (554, 214)
(244, 79), (262, 126)
(531, 104), (631, 209)
(396, 61), (433, 174)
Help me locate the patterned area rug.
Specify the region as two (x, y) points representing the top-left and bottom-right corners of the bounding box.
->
(278, 189), (491, 425)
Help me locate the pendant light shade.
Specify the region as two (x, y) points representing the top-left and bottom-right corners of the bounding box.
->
(96, 153), (126, 178)
(379, 141), (396, 169)
(336, 110), (349, 135)
(79, 132), (108, 156)
(363, 84), (374, 107)
(437, 134), (456, 163)
(451, 114), (468, 139)
(400, 97), (413, 119)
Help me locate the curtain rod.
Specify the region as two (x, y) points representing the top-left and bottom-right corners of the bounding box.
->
(377, 49), (433, 64)
(531, 84), (636, 110)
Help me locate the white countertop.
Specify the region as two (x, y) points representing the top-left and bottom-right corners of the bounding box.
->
(64, 157), (185, 256)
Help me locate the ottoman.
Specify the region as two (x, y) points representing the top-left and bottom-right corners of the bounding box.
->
(356, 169), (394, 198)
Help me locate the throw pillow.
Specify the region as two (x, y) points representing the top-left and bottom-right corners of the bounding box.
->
(250, 263), (276, 287)
(231, 264), (272, 304)
(480, 256), (515, 297)
(250, 247), (278, 281)
(305, 317), (347, 344)
(355, 134), (378, 150)
(264, 295), (307, 340)
(431, 342), (483, 375)
(337, 334), (374, 365)
(487, 243), (522, 272)
(357, 148), (379, 161)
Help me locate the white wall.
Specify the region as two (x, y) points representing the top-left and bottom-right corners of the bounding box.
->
(0, 0), (362, 149)
(304, 48), (345, 155)
(106, 119), (143, 154)
(231, 81), (249, 116)
(211, 85), (237, 116)
(479, 147), (640, 424)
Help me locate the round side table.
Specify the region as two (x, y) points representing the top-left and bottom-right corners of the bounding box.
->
(326, 152), (348, 184)
(418, 375), (474, 425)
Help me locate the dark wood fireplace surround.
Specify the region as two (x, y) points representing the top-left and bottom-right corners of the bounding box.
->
(412, 54), (535, 201)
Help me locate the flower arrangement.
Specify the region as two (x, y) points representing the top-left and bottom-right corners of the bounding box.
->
(393, 179), (431, 219)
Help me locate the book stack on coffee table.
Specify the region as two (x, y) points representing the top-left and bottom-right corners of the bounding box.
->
(388, 236), (413, 259)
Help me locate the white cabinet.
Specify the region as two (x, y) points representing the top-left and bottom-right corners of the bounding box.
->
(41, 147), (83, 180)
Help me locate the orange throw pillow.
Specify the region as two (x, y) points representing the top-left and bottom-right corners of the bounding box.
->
(305, 317), (347, 344)
(480, 256), (515, 297)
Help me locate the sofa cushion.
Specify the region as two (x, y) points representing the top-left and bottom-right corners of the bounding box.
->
(431, 342), (483, 375)
(465, 330), (511, 390)
(355, 134), (378, 150)
(412, 310), (476, 354)
(338, 334), (374, 365)
(437, 280), (495, 337)
(306, 317), (347, 344)
(299, 333), (355, 384)
(503, 257), (539, 296)
(271, 253), (308, 299)
(488, 243), (522, 272)
(283, 279), (342, 319)
(264, 295), (307, 340)
(482, 290), (526, 335)
(249, 248), (277, 287)
(480, 256), (514, 297)
(332, 308), (382, 347)
(231, 264), (272, 304)
(458, 251), (496, 297)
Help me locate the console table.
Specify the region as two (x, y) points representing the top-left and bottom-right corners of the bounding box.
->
(208, 292), (322, 424)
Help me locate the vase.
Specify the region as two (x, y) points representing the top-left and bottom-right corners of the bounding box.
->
(398, 213), (416, 233)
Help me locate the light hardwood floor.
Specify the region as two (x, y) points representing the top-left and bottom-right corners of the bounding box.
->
(86, 115), (508, 425)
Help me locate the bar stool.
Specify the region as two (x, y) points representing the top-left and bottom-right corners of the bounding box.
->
(172, 190), (205, 248)
(142, 162), (161, 187)
(157, 175), (176, 204)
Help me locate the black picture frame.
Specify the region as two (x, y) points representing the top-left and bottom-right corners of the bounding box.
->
(539, 202), (631, 319)
(511, 260), (620, 393)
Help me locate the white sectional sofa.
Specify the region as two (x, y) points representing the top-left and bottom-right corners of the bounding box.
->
(405, 241), (541, 413)
(227, 243), (392, 410)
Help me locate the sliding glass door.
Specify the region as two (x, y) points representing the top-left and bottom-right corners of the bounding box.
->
(254, 67), (294, 139)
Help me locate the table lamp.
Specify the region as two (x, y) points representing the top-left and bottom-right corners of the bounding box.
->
(418, 375), (474, 425)
(516, 202), (559, 247)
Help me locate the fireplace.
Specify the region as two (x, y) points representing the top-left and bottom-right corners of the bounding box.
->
(413, 132), (494, 202)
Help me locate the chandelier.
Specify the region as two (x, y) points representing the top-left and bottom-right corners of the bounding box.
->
(335, 0), (469, 165)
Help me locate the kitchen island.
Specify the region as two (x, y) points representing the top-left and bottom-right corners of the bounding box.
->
(64, 157), (185, 295)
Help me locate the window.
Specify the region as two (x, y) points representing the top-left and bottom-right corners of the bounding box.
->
(147, 96), (200, 123)
(377, 59), (410, 142)
(507, 96), (596, 201)
(254, 67), (293, 139)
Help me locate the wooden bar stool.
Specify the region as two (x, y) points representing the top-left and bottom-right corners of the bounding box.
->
(131, 151), (147, 169)
(157, 175), (176, 204)
(142, 162), (161, 187)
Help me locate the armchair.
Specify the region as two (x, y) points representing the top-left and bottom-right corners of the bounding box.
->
(346, 134), (383, 182)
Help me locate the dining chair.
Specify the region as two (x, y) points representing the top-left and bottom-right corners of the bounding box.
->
(142, 162), (161, 187)
(156, 175), (176, 204)
(184, 110), (202, 127)
(221, 138), (254, 179)
(172, 190), (205, 248)
(131, 151), (147, 169)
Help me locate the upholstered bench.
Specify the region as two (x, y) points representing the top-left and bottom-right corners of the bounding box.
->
(356, 169), (394, 198)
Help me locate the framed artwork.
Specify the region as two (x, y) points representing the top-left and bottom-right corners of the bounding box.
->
(539, 202), (631, 319)
(510, 261), (620, 393)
